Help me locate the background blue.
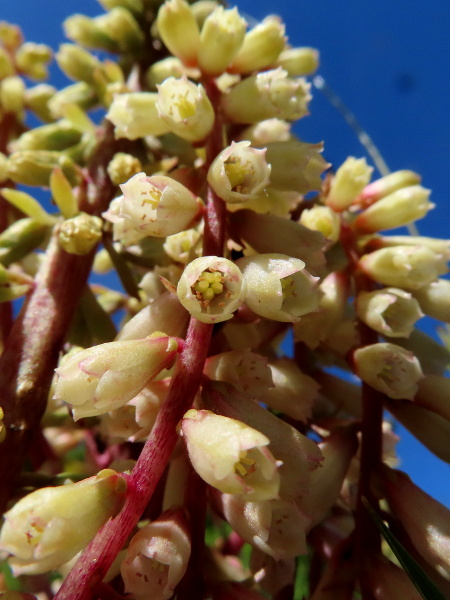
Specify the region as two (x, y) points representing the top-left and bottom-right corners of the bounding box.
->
(3, 1), (449, 506)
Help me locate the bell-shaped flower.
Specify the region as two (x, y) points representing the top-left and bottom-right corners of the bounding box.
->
(207, 141), (271, 204)
(121, 508), (191, 600)
(176, 256), (246, 324)
(106, 92), (170, 140)
(412, 278), (450, 322)
(359, 245), (448, 291)
(53, 333), (181, 419)
(222, 69), (311, 124)
(353, 342), (423, 400)
(0, 469), (127, 575)
(258, 358), (319, 422)
(181, 409), (281, 501)
(103, 172), (202, 244)
(198, 6), (247, 76)
(204, 350), (273, 398)
(156, 76), (214, 142)
(213, 491), (309, 560)
(237, 253), (319, 323)
(382, 468), (450, 579)
(356, 287), (423, 338)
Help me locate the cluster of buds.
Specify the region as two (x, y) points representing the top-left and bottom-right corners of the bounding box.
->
(0, 1), (449, 599)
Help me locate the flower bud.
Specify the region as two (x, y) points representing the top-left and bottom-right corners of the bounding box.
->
(104, 172), (202, 243)
(222, 69), (311, 124)
(12, 120), (82, 152)
(97, 7), (145, 54)
(53, 334), (181, 419)
(0, 22), (23, 50)
(181, 409), (281, 501)
(354, 185), (433, 233)
(204, 350), (273, 398)
(237, 253), (319, 323)
(207, 141), (271, 204)
(276, 46), (319, 76)
(0, 47), (14, 79)
(64, 14), (118, 52)
(56, 44), (101, 84)
(157, 0), (200, 67)
(0, 262), (31, 302)
(0, 469), (127, 575)
(258, 358), (319, 422)
(59, 213), (103, 256)
(0, 218), (48, 267)
(356, 287), (423, 337)
(265, 140), (328, 194)
(177, 256), (245, 324)
(121, 508), (191, 600)
(326, 156), (373, 211)
(163, 228), (202, 264)
(156, 77), (215, 142)
(299, 205), (340, 242)
(353, 342), (422, 400)
(145, 56), (199, 88)
(358, 169), (421, 207)
(412, 278), (450, 322)
(359, 245), (448, 290)
(0, 76), (25, 114)
(106, 92), (170, 140)
(368, 234), (450, 259)
(382, 468), (450, 578)
(107, 152), (142, 185)
(25, 83), (57, 122)
(198, 7), (246, 76)
(7, 150), (79, 187)
(229, 16), (285, 74)
(415, 374), (450, 422)
(240, 118), (291, 145)
(49, 81), (97, 119)
(14, 42), (52, 81)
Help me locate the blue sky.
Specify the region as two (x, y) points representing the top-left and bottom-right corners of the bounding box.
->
(3, 0), (449, 507)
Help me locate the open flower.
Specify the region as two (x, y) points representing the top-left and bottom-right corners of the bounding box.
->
(102, 172), (202, 244)
(0, 469), (127, 575)
(121, 508), (191, 600)
(207, 141), (271, 204)
(176, 256), (246, 324)
(181, 409), (281, 501)
(237, 253), (319, 322)
(53, 334), (181, 419)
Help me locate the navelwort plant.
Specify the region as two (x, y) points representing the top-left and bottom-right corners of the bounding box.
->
(0, 1), (448, 599)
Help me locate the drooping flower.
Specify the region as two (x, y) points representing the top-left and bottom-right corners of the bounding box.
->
(181, 409), (281, 501)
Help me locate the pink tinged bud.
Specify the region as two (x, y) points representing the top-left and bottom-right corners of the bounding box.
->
(156, 77), (214, 142)
(156, 0), (200, 67)
(203, 383), (323, 501)
(382, 468), (450, 578)
(362, 556), (422, 600)
(412, 278), (450, 322)
(214, 492), (309, 560)
(356, 287), (423, 338)
(359, 245), (448, 291)
(106, 92), (170, 140)
(265, 140), (329, 194)
(229, 210), (326, 269)
(358, 169), (421, 207)
(354, 185), (433, 233)
(181, 409), (281, 501)
(386, 400), (450, 463)
(121, 508), (191, 600)
(198, 7), (247, 76)
(204, 350), (274, 398)
(415, 374), (450, 422)
(53, 334), (181, 419)
(326, 156), (373, 212)
(301, 428), (358, 530)
(258, 358), (320, 422)
(229, 16), (285, 74)
(0, 469), (127, 575)
(222, 69), (311, 124)
(106, 172), (202, 242)
(369, 234), (450, 259)
(176, 256), (246, 324)
(237, 253), (319, 323)
(207, 141), (271, 204)
(354, 342), (422, 400)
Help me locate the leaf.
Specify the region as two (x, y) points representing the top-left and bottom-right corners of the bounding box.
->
(363, 497), (447, 600)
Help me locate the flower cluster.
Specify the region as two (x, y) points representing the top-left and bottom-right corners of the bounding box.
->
(0, 1), (448, 599)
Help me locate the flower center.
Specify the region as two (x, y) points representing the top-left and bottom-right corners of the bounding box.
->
(234, 450), (256, 477)
(224, 157), (252, 193)
(193, 270), (224, 302)
(140, 186), (162, 210)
